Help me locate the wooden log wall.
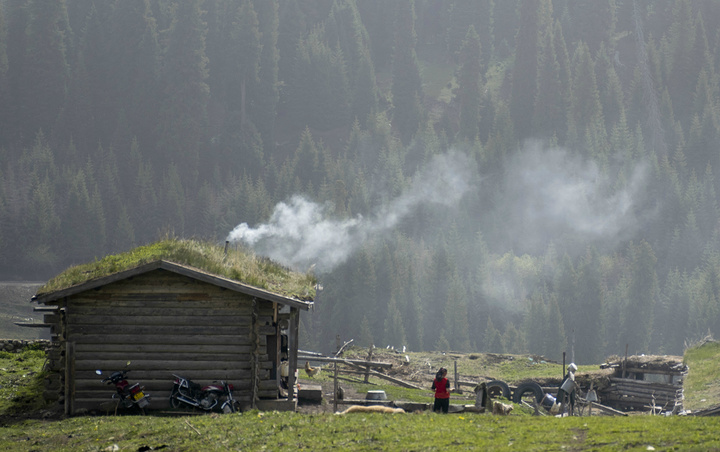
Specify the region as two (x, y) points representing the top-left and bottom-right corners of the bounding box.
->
(48, 270), (284, 414)
(598, 377), (683, 412)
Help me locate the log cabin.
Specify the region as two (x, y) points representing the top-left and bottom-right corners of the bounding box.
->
(32, 239), (315, 415)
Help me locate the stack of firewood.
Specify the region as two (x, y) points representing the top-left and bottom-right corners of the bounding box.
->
(600, 377), (683, 412)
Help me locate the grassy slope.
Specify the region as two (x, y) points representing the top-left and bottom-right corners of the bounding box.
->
(3, 410), (720, 451)
(683, 340), (720, 412)
(0, 347), (49, 415)
(3, 344), (720, 450)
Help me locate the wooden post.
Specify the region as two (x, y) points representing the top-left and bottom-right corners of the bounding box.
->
(475, 382), (486, 409)
(64, 341), (75, 416)
(333, 362), (339, 413)
(364, 345), (373, 383)
(454, 360), (459, 393)
(622, 344), (629, 379)
(288, 310), (299, 403)
(274, 303), (281, 394)
(250, 298), (259, 409)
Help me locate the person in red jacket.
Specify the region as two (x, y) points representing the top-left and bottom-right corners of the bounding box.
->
(431, 367), (450, 413)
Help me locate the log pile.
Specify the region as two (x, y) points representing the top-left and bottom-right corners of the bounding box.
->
(599, 377), (683, 412)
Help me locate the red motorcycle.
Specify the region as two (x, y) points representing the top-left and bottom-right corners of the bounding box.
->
(97, 369), (151, 414)
(169, 374), (238, 413)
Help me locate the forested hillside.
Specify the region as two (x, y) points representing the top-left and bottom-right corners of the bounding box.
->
(1, 0), (719, 362)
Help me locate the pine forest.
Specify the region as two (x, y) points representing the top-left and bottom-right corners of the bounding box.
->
(1, 0), (720, 363)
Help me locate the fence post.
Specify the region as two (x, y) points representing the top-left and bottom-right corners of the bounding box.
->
(333, 362), (339, 413)
(454, 360), (459, 392)
(364, 345), (374, 383)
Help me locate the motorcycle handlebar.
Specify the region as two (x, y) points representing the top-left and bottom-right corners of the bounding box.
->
(101, 370), (130, 383)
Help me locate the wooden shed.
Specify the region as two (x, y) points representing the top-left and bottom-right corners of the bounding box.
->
(33, 246), (314, 415)
(597, 354), (687, 413)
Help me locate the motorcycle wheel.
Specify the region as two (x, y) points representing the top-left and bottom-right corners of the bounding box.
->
(222, 399), (241, 413)
(169, 389), (182, 409)
(170, 397), (182, 409)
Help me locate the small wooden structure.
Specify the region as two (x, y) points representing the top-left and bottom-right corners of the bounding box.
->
(597, 354), (687, 413)
(34, 260), (313, 415)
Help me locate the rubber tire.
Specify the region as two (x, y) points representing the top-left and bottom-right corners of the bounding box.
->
(486, 380), (511, 400)
(169, 389), (182, 409)
(513, 381), (545, 404)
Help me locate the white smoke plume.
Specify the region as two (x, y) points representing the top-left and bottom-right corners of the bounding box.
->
(476, 141), (655, 311)
(227, 150), (476, 272)
(496, 140), (654, 256)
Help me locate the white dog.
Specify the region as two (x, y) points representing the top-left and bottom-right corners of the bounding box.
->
(337, 405), (405, 415)
(492, 400), (514, 415)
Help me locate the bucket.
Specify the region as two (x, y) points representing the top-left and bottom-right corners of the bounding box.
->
(560, 378), (576, 393)
(366, 390), (387, 405)
(541, 393), (556, 409)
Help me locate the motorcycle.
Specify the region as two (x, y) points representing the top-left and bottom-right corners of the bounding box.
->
(96, 369), (151, 414)
(169, 374), (238, 413)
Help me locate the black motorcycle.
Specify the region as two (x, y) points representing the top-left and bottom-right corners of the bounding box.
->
(97, 369), (151, 414)
(169, 374), (238, 413)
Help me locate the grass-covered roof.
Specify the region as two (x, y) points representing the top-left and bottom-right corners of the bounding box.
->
(36, 238), (317, 301)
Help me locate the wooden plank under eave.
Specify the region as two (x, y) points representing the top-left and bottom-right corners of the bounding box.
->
(14, 322), (52, 328)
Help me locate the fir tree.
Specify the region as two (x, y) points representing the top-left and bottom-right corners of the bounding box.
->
(622, 241), (659, 354)
(250, 0), (280, 149)
(509, 0), (544, 139)
(391, 1), (424, 145)
(492, 0), (519, 58)
(0, 5), (8, 148)
(456, 25), (482, 143)
(483, 317), (502, 353)
(666, 0), (697, 130)
(24, 0), (70, 141)
(327, 0), (378, 126)
(569, 41), (604, 155)
(383, 296), (408, 350)
(502, 322), (526, 354)
(532, 16), (566, 141)
(289, 24), (350, 131)
(595, 42), (625, 135)
(156, 0), (210, 181)
(545, 293), (567, 360)
(108, 0), (160, 151)
(563, 0), (616, 55)
(574, 248), (604, 364)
